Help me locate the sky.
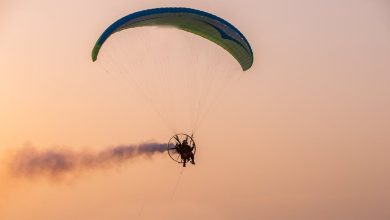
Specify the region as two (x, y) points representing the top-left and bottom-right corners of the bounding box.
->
(1, 0), (390, 219)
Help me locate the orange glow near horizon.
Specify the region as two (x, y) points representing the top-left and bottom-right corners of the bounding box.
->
(1, 1), (390, 220)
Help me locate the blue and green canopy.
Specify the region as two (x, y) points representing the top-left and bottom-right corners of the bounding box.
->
(92, 7), (253, 71)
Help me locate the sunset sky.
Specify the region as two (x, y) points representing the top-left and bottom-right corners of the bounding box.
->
(1, 0), (390, 220)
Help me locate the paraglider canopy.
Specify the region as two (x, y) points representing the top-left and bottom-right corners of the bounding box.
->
(92, 7), (253, 71)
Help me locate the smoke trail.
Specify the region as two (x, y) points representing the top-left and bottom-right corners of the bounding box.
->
(6, 142), (166, 179)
